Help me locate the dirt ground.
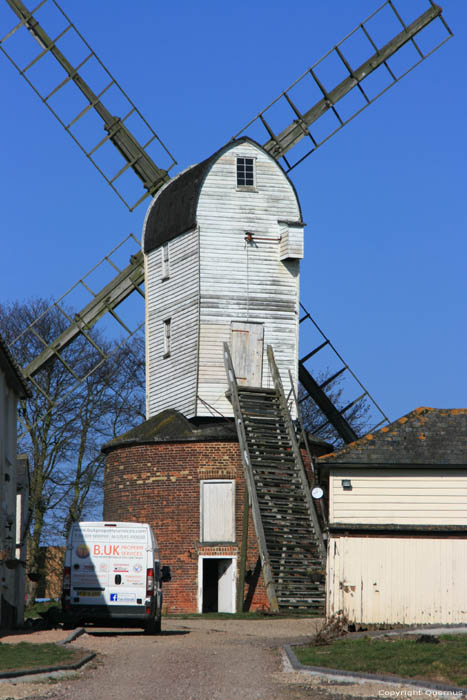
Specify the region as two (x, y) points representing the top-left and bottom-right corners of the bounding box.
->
(0, 618), (462, 700)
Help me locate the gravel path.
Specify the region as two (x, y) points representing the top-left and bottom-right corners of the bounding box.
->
(0, 618), (455, 700)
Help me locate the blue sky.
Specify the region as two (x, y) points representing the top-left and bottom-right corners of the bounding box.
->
(0, 0), (465, 424)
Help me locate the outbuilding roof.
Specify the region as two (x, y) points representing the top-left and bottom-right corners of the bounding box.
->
(317, 407), (467, 467)
(0, 333), (30, 399)
(142, 137), (302, 255)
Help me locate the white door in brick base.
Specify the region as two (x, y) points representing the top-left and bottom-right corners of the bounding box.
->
(200, 480), (235, 543)
(198, 556), (237, 613)
(218, 559), (235, 612)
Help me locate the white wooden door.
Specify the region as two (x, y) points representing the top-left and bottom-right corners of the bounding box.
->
(218, 559), (235, 613)
(201, 480), (235, 542)
(231, 322), (264, 386)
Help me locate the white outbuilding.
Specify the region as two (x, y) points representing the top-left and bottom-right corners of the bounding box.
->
(318, 407), (467, 625)
(0, 334), (30, 629)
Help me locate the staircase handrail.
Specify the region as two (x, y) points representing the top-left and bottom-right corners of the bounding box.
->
(267, 346), (326, 560)
(223, 342), (279, 611)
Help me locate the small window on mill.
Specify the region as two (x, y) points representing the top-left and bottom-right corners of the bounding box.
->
(236, 157), (255, 187)
(162, 243), (169, 279)
(163, 318), (171, 358)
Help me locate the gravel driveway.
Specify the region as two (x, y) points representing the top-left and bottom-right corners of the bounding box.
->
(0, 618), (452, 700)
(1, 617), (324, 700)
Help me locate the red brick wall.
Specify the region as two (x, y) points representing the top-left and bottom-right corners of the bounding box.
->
(104, 441), (269, 613)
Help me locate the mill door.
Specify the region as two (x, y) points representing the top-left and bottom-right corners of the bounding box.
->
(218, 559), (235, 613)
(231, 322), (264, 386)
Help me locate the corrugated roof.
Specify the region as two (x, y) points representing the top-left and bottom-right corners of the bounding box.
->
(317, 407), (467, 466)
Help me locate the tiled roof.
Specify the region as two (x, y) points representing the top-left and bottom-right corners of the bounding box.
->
(317, 407), (467, 466)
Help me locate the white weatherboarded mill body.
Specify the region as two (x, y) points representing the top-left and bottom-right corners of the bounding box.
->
(142, 138), (304, 420)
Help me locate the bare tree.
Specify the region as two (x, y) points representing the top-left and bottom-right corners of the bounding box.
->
(298, 370), (371, 449)
(0, 299), (145, 588)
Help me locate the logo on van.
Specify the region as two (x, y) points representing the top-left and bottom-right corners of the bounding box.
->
(76, 544), (90, 559)
(133, 564), (142, 573)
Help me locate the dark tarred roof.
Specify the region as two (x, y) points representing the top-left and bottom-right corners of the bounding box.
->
(101, 410), (238, 452)
(317, 407), (467, 467)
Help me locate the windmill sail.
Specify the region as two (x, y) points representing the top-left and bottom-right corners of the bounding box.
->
(234, 0), (452, 172)
(2, 0), (451, 442)
(9, 235), (144, 410)
(0, 0), (176, 210)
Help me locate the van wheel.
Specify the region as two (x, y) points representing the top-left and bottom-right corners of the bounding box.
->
(63, 617), (77, 630)
(144, 616), (161, 635)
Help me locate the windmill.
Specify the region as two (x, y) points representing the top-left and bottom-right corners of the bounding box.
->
(0, 0), (454, 612)
(0, 0), (452, 445)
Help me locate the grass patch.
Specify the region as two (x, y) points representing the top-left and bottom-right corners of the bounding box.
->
(0, 642), (85, 673)
(295, 635), (467, 687)
(25, 600), (60, 619)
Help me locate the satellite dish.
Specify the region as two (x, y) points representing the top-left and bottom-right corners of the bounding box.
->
(312, 487), (324, 500)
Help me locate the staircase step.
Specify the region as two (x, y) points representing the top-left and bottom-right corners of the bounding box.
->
(250, 454), (296, 464)
(239, 397), (281, 408)
(225, 348), (325, 614)
(244, 416), (287, 426)
(237, 386), (276, 395)
(248, 440), (293, 450)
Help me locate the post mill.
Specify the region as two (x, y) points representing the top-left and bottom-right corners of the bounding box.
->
(0, 0), (452, 612)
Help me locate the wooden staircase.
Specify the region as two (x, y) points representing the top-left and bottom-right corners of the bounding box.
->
(224, 343), (326, 612)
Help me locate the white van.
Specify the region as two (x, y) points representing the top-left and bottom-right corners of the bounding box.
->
(62, 521), (171, 633)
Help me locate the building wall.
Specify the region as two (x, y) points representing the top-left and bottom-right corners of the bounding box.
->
(0, 368), (21, 628)
(103, 440), (269, 613)
(196, 141), (302, 417)
(330, 468), (467, 525)
(145, 228), (200, 418)
(327, 534), (467, 624)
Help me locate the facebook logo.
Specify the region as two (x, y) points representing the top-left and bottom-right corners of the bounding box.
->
(110, 593), (118, 602)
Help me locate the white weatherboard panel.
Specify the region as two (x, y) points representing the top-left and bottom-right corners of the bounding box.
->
(145, 228), (200, 418)
(144, 140), (303, 419)
(330, 468), (467, 525)
(280, 223), (304, 260)
(327, 536), (467, 624)
(197, 142), (301, 418)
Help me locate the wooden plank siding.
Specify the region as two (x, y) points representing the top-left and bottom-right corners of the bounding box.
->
(196, 142), (301, 418)
(144, 228), (200, 418)
(327, 535), (467, 624)
(144, 140), (304, 420)
(330, 468), (467, 525)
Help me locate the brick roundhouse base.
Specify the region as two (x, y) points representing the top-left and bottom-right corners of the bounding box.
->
(103, 411), (269, 613)
(103, 409), (331, 614)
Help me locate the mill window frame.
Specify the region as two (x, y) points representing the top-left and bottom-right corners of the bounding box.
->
(236, 156), (256, 190)
(161, 243), (169, 280)
(163, 317), (171, 358)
